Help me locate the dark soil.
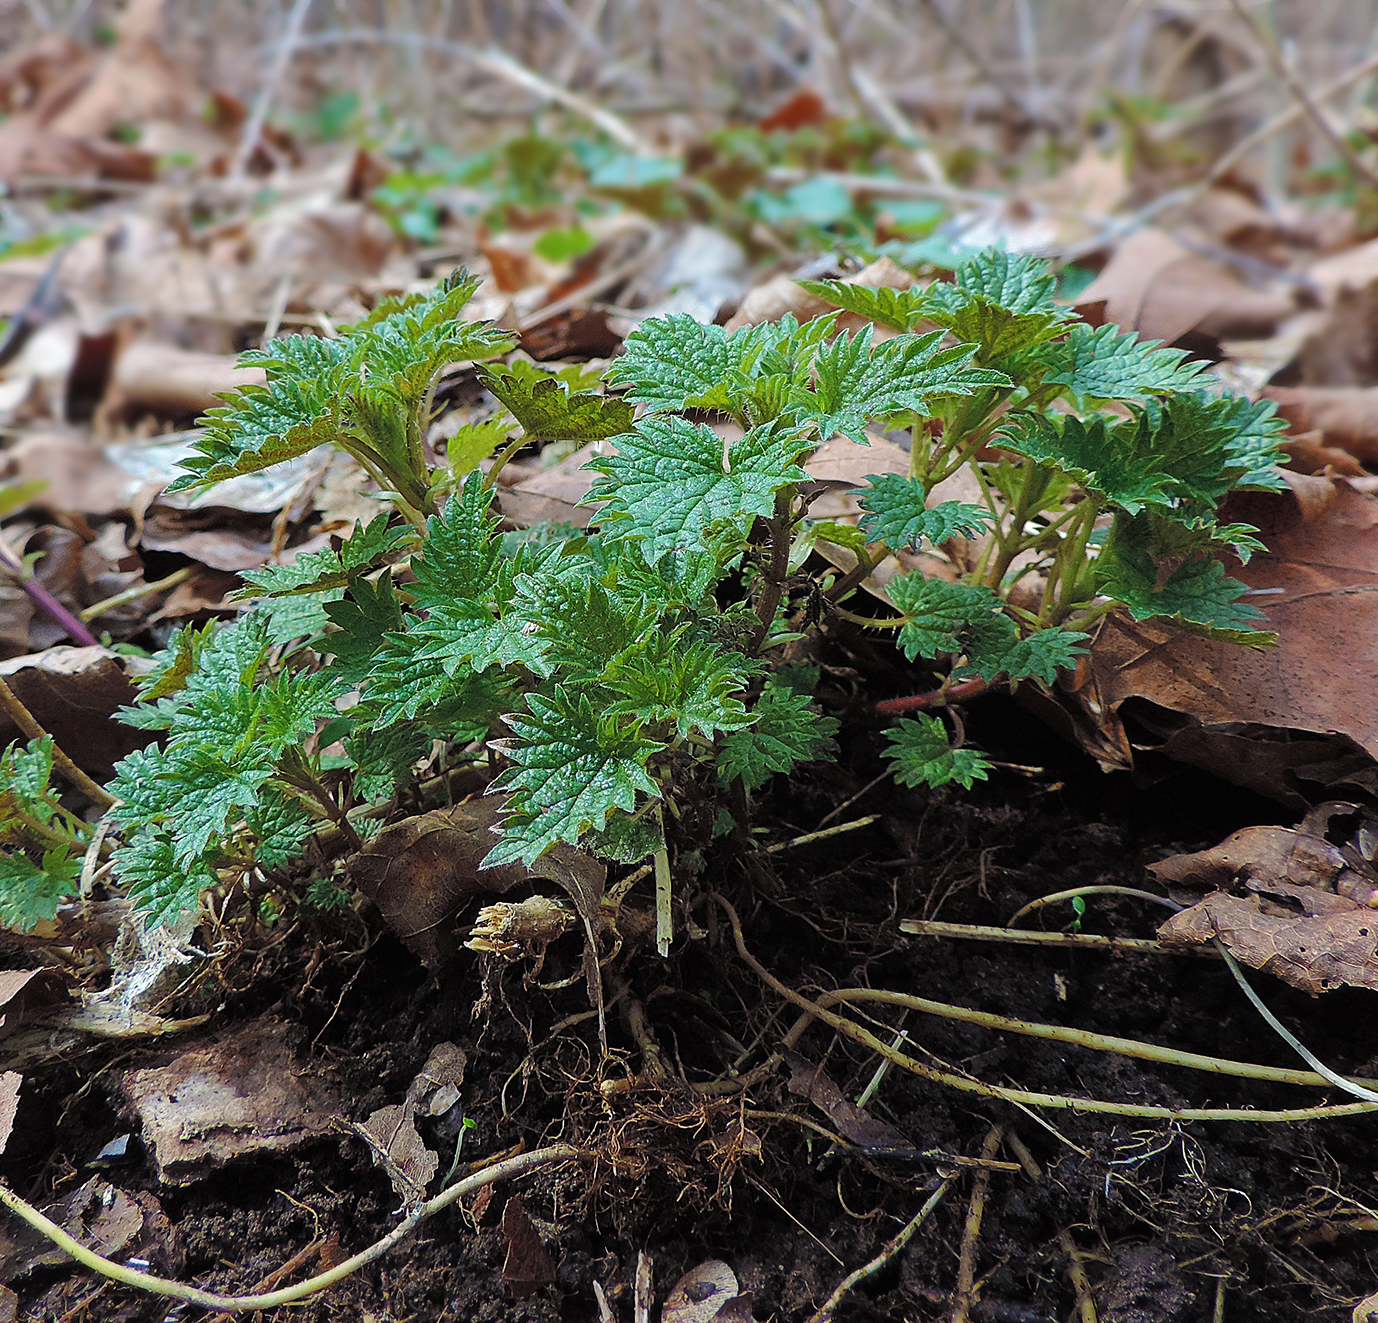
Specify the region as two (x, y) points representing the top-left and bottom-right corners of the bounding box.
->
(6, 696), (1378, 1323)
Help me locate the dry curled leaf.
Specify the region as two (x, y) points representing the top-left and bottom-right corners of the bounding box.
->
(1063, 473), (1378, 800)
(1151, 803), (1378, 993)
(782, 1049), (912, 1151)
(348, 798), (527, 966)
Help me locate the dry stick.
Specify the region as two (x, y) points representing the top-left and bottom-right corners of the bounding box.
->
(901, 918), (1219, 960)
(709, 894), (1378, 1122)
(1225, 0), (1378, 191)
(0, 1145), (575, 1314)
(291, 30), (644, 150)
(805, 1176), (955, 1323)
(0, 676), (114, 808)
(79, 567), (192, 623)
(228, 0), (315, 184)
(950, 1125), (1005, 1323)
(759, 815), (880, 855)
(808, 986), (1378, 1092)
(1004, 1132), (1096, 1323)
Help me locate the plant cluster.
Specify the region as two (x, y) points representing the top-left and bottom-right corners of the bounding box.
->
(0, 252), (1287, 934)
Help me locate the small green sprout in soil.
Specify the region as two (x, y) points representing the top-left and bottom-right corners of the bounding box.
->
(0, 254), (1287, 933)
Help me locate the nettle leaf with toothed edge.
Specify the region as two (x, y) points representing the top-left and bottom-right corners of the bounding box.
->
(806, 328), (1008, 444)
(479, 365), (634, 442)
(486, 689), (663, 867)
(0, 846), (81, 932)
(345, 271), (515, 407)
(1218, 394), (1290, 491)
(923, 250), (1075, 361)
(584, 416), (811, 563)
(796, 279), (932, 333)
(602, 631), (759, 739)
(716, 676), (839, 792)
(235, 515), (409, 599)
(886, 575), (1003, 662)
(855, 474), (993, 550)
(409, 473), (510, 611)
(606, 313), (834, 419)
(1000, 396), (1251, 516)
(1041, 322), (1208, 407)
(111, 828), (217, 927)
(167, 375), (345, 494)
(1095, 511), (1276, 646)
(884, 716), (992, 790)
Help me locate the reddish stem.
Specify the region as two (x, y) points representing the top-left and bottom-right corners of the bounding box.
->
(866, 677), (988, 718)
(0, 543), (100, 648)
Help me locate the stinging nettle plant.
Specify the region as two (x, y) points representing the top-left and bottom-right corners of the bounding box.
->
(0, 256), (1288, 943)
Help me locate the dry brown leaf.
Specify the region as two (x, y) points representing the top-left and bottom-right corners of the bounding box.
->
(118, 1016), (345, 1185)
(1074, 474), (1378, 792)
(501, 1195), (556, 1299)
(1, 431), (136, 516)
(357, 1103), (438, 1204)
(0, 645), (154, 778)
(1150, 806), (1378, 993)
(1075, 227), (1295, 346)
(662, 1260), (740, 1323)
(1281, 430), (1367, 477)
(782, 1049), (912, 1151)
(0, 1072), (20, 1156)
(107, 342), (265, 420)
(1264, 386), (1378, 462)
(349, 798), (528, 966)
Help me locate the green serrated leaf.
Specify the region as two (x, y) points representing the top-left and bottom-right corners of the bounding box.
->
(887, 574), (1003, 661)
(0, 845), (80, 932)
(346, 270), (516, 412)
(235, 515), (408, 599)
(345, 723), (432, 803)
(322, 569), (406, 683)
(603, 633), (757, 738)
(1095, 511), (1274, 644)
(924, 250), (1074, 361)
(487, 689), (662, 866)
(111, 828), (217, 927)
(807, 328), (1008, 443)
(716, 676), (838, 791)
(883, 716), (991, 789)
(446, 420), (511, 480)
(1041, 322), (1207, 407)
(135, 622), (217, 702)
(409, 472), (508, 610)
(480, 365), (634, 442)
(585, 416), (811, 563)
(855, 475), (992, 549)
(167, 375), (345, 493)
(796, 279), (932, 332)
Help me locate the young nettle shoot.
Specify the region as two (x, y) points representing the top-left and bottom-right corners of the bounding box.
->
(0, 257), (1286, 939)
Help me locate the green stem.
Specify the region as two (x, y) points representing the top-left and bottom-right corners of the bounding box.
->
(831, 605), (903, 630)
(748, 489), (795, 653)
(0, 1146), (576, 1313)
(6, 803), (76, 851)
(481, 430), (531, 491)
